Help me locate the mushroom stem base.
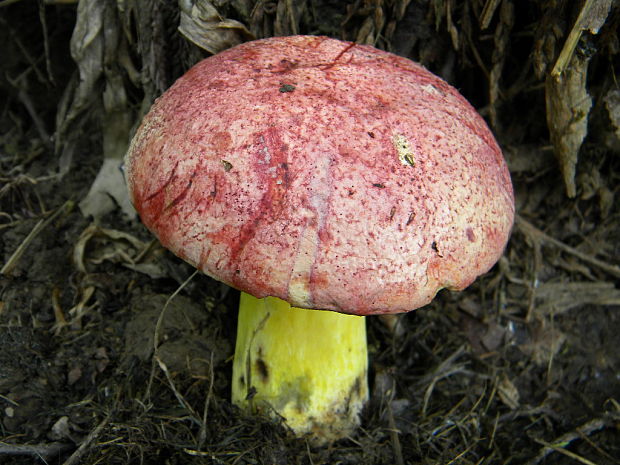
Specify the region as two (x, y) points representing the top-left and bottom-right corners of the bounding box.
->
(232, 292), (368, 443)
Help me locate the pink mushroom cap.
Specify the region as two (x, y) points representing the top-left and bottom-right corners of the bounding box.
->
(125, 35), (515, 315)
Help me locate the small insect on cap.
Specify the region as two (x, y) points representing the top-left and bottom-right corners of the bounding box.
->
(125, 35), (514, 315)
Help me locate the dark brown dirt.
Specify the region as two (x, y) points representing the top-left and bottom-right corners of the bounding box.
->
(1, 1), (619, 464)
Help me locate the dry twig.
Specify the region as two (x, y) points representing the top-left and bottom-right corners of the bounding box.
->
(0, 441), (73, 460)
(1, 200), (73, 275)
(146, 270), (202, 426)
(527, 417), (618, 465)
(516, 216), (620, 279)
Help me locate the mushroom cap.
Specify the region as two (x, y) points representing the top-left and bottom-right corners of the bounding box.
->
(125, 35), (514, 315)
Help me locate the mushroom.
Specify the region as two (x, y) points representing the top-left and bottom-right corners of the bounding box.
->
(125, 36), (514, 442)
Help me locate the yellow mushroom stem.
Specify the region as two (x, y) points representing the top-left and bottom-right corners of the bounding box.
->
(232, 292), (368, 442)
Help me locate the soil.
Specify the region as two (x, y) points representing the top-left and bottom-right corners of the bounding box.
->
(1, 1), (619, 464)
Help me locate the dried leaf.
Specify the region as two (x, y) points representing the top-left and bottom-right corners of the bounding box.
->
(497, 373), (520, 409)
(542, 0), (612, 197)
(535, 281), (620, 316)
(575, 164), (614, 217)
(55, 0), (106, 152)
(580, 0), (614, 33)
(577, 165), (604, 200)
(545, 53), (592, 198)
(79, 157), (135, 219)
(231, 0), (254, 22)
(67, 366), (82, 386)
(119, 0), (171, 100)
(178, 0), (252, 55)
(519, 320), (566, 366)
(73, 224), (146, 273)
(50, 416), (72, 440)
(82, 19), (134, 218)
(58, 0), (138, 218)
(480, 322), (508, 353)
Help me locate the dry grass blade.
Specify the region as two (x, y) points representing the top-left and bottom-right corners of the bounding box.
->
(532, 438), (599, 465)
(51, 286), (68, 334)
(479, 0), (501, 30)
(387, 403), (404, 465)
(445, 442), (475, 465)
(551, 0), (613, 77)
(197, 351), (215, 448)
(382, 373), (405, 465)
(421, 345), (467, 417)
